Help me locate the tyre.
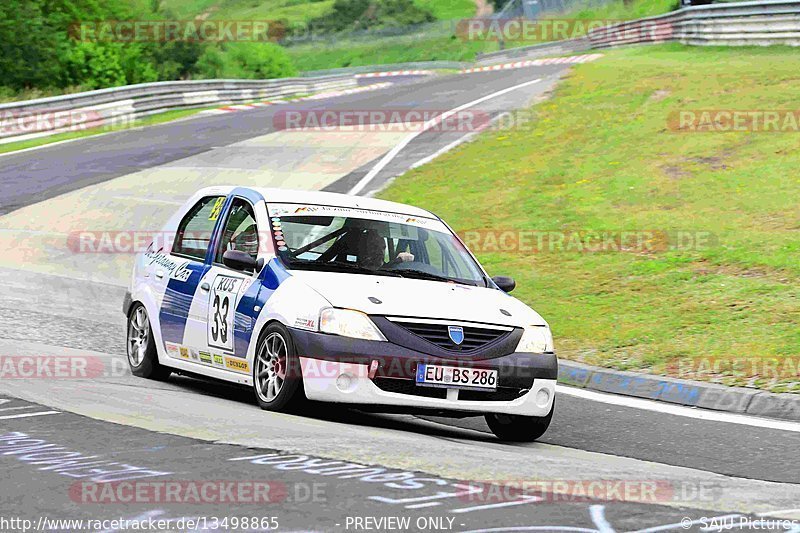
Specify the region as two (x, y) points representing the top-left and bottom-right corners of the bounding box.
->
(127, 303), (171, 380)
(252, 322), (305, 412)
(485, 400), (554, 442)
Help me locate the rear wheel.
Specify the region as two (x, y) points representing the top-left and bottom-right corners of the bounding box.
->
(253, 323), (305, 412)
(485, 400), (554, 442)
(127, 304), (171, 380)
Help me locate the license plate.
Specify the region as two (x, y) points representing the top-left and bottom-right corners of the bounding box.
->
(415, 364), (497, 391)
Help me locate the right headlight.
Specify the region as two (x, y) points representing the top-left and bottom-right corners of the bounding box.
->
(516, 326), (553, 353)
(319, 308), (387, 341)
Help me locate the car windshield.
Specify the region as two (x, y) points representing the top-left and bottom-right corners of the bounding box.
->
(267, 203), (486, 286)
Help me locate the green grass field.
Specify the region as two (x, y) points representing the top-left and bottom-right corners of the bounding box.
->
(152, 0), (482, 71)
(284, 0), (681, 72)
(415, 0), (477, 20)
(286, 33), (498, 71)
(554, 0), (677, 21)
(158, 0), (476, 24)
(379, 44), (800, 392)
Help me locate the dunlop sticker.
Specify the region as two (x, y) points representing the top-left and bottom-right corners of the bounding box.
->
(224, 357), (250, 373)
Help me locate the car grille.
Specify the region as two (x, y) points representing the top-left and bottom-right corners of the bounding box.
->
(391, 321), (510, 351)
(373, 378), (526, 402)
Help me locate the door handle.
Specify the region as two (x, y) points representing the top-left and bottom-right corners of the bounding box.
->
(200, 282), (210, 292)
(155, 270), (164, 279)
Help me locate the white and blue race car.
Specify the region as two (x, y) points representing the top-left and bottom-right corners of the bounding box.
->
(124, 187), (557, 441)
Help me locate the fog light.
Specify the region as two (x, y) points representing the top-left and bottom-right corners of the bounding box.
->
(336, 373), (354, 393)
(536, 388), (551, 408)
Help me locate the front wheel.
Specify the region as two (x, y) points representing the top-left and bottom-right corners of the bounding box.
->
(485, 400), (554, 442)
(127, 303), (171, 380)
(253, 323), (305, 412)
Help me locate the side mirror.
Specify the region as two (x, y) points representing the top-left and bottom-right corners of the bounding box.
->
(492, 275), (516, 293)
(223, 249), (258, 272)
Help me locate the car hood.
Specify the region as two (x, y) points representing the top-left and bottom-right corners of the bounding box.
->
(288, 270), (547, 327)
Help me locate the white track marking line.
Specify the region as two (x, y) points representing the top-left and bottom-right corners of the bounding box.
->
(451, 495), (543, 513)
(590, 505), (616, 533)
(0, 410), (60, 420)
(0, 406), (36, 413)
(405, 502), (442, 509)
(557, 385), (800, 432)
(408, 130), (480, 170)
(758, 509), (800, 517)
(347, 77), (541, 195)
(409, 103), (522, 170)
(0, 129), (123, 158)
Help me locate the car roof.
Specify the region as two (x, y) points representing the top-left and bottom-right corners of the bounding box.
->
(198, 186), (438, 219)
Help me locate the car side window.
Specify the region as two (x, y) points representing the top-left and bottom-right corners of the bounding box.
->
(215, 198), (259, 265)
(172, 196), (225, 261)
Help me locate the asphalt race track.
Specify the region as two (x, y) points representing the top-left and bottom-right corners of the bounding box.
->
(0, 64), (798, 532)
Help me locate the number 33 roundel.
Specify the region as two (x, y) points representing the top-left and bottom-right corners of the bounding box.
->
(208, 275), (243, 351)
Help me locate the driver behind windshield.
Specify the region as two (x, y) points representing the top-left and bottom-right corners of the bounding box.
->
(353, 229), (414, 270)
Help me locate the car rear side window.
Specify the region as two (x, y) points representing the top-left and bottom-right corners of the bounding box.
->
(172, 196), (225, 261)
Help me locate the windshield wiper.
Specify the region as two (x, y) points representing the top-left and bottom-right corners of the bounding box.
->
(286, 259), (403, 277)
(389, 268), (472, 285)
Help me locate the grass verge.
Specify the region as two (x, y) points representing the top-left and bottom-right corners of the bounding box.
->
(379, 44), (800, 392)
(287, 34), (498, 71)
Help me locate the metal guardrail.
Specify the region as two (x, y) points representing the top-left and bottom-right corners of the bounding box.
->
(0, 75), (357, 144)
(588, 0), (800, 47)
(476, 0), (800, 63)
(475, 38), (592, 64)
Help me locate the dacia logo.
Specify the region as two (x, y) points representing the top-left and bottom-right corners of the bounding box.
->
(448, 325), (464, 345)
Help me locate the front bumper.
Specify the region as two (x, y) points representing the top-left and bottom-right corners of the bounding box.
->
(290, 327), (557, 417)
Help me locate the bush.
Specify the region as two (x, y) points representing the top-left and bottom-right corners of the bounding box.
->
(0, 0), (204, 93)
(60, 42), (127, 89)
(195, 43), (297, 79)
(0, 0), (63, 90)
(61, 42), (164, 89)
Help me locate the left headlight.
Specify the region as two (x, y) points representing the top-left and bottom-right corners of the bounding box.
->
(516, 325), (553, 353)
(319, 308), (387, 341)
